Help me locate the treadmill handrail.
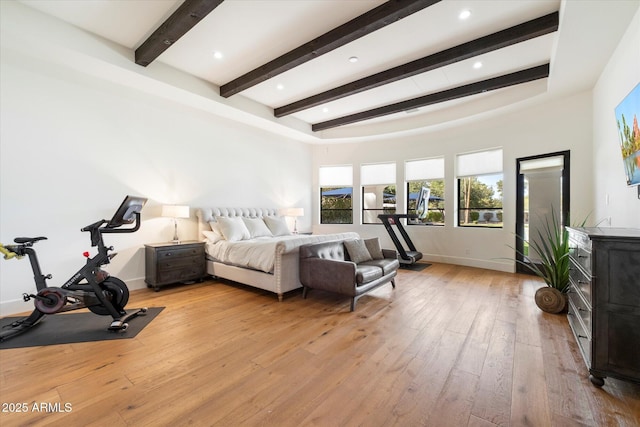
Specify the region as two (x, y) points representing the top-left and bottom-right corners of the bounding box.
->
(378, 214), (419, 261)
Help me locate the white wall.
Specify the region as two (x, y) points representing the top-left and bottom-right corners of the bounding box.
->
(312, 90), (594, 272)
(0, 6), (312, 315)
(593, 7), (640, 228)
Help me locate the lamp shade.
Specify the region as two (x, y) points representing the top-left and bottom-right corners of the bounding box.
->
(280, 207), (304, 217)
(162, 205), (190, 218)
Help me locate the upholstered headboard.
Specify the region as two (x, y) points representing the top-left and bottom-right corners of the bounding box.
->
(195, 207), (279, 240)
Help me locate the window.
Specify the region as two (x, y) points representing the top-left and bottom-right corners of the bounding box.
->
(405, 157), (445, 226)
(320, 165), (353, 224)
(456, 149), (503, 227)
(361, 162), (396, 224)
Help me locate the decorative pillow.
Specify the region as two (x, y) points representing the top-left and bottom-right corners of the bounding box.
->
(344, 239), (373, 264)
(215, 216), (251, 242)
(207, 222), (224, 242)
(364, 237), (384, 260)
(263, 216), (291, 236)
(242, 217), (273, 238)
(202, 230), (222, 243)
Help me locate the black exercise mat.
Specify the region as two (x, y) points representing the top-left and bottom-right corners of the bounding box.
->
(400, 262), (432, 272)
(0, 307), (164, 349)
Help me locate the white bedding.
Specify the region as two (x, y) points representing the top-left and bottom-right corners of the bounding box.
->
(205, 233), (358, 274)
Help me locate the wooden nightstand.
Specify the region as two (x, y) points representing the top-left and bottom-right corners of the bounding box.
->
(144, 241), (206, 291)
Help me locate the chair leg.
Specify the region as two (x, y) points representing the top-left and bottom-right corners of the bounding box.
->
(302, 286), (308, 299)
(350, 297), (356, 312)
(391, 278), (396, 288)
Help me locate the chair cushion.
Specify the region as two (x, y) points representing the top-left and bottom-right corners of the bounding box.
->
(360, 258), (400, 276)
(355, 265), (383, 285)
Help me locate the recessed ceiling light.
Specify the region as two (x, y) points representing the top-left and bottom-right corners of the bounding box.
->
(276, 83), (284, 90)
(348, 56), (359, 63)
(213, 51), (223, 60)
(459, 9), (471, 20)
(322, 107), (329, 113)
(473, 61), (483, 69)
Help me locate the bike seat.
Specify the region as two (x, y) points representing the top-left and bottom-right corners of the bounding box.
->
(14, 236), (47, 244)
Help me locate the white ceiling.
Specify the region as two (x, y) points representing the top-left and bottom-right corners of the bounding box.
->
(15, 0), (640, 142)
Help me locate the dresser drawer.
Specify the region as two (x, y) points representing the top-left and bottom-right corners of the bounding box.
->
(569, 233), (592, 275)
(568, 298), (592, 366)
(568, 287), (591, 333)
(569, 258), (592, 305)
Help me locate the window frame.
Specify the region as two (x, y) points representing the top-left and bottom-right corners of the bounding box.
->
(456, 149), (503, 229)
(319, 165), (353, 225)
(361, 162), (397, 225)
(406, 179), (445, 226)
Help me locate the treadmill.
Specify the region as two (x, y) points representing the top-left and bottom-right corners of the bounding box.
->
(377, 214), (423, 265)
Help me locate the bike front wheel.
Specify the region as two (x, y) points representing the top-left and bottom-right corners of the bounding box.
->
(88, 277), (130, 315)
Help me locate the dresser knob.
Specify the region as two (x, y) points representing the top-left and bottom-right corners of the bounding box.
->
(578, 334), (588, 339)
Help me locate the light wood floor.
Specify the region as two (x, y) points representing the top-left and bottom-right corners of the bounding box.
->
(1, 263), (639, 426)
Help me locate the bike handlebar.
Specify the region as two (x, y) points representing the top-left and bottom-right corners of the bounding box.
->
(0, 244), (23, 260)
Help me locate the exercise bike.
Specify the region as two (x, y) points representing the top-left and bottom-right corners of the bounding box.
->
(0, 195), (148, 342)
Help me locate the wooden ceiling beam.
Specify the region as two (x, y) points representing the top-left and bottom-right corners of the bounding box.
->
(135, 0), (225, 67)
(276, 12), (558, 117)
(220, 0), (441, 98)
(311, 63), (550, 132)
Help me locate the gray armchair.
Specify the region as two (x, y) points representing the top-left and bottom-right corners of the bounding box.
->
(299, 238), (399, 311)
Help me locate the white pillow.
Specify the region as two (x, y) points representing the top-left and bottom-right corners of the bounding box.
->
(263, 216), (291, 236)
(215, 216), (251, 242)
(207, 222), (224, 242)
(242, 217), (273, 238)
(202, 230), (222, 243)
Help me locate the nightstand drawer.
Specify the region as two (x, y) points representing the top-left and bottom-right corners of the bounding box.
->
(157, 246), (204, 260)
(158, 265), (205, 284)
(158, 255), (203, 271)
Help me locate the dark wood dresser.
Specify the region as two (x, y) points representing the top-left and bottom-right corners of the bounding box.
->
(144, 241), (206, 291)
(566, 227), (640, 387)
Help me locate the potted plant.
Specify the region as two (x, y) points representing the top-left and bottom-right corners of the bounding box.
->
(514, 211), (571, 313)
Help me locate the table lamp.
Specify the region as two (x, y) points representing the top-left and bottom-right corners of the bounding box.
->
(162, 205), (189, 243)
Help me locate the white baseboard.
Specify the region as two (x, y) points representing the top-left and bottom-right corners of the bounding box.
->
(422, 254), (515, 273)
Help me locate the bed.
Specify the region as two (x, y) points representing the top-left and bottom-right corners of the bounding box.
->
(195, 207), (359, 301)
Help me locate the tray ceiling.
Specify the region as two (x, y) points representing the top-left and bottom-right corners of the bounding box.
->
(15, 0), (639, 142)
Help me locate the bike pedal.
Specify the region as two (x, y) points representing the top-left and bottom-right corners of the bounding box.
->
(108, 320), (128, 332)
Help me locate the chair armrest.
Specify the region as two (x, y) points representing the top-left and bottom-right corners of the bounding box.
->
(382, 249), (397, 259)
(300, 258), (357, 295)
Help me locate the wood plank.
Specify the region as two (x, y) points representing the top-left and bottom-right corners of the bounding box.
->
(1, 264), (639, 426)
(510, 342), (552, 426)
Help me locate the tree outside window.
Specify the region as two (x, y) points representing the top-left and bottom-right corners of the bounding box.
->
(458, 174), (503, 227)
(320, 187), (353, 224)
(456, 149), (503, 228)
(319, 165), (353, 224)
